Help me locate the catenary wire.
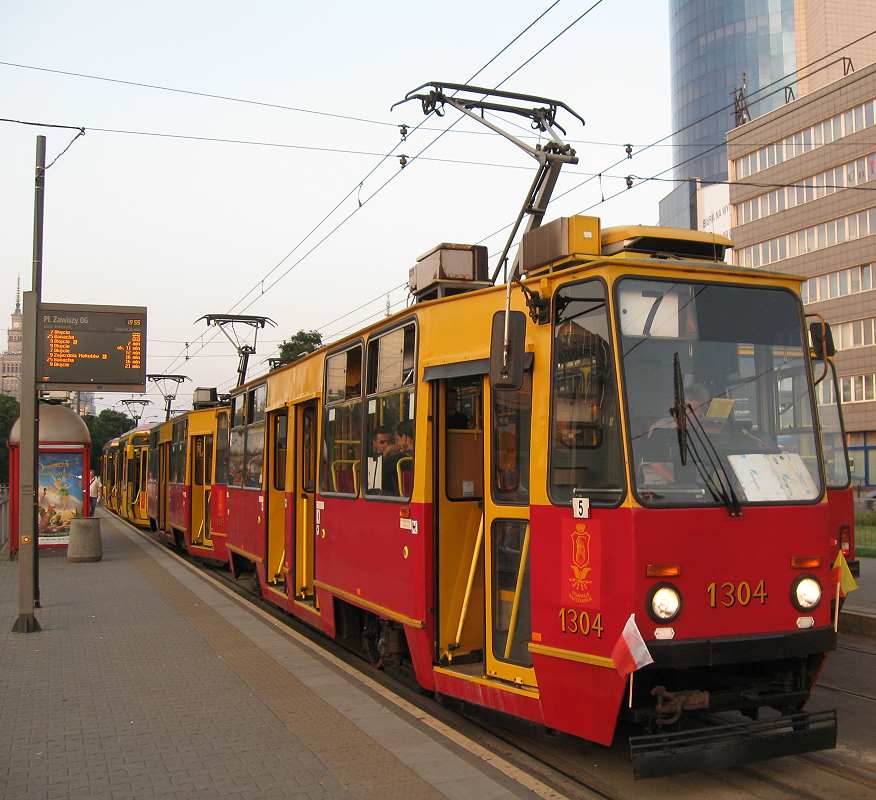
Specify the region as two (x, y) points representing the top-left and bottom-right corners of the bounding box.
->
(165, 20), (876, 385)
(157, 0), (605, 377)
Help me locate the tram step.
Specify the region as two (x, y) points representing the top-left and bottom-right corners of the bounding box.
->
(629, 708), (837, 779)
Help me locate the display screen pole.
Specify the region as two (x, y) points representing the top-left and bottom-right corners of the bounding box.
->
(12, 135), (45, 633)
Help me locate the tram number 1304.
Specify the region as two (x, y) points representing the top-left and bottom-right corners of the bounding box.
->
(706, 580), (767, 608)
(559, 607), (604, 638)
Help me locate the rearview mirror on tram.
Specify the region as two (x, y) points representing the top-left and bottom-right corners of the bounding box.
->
(809, 321), (836, 359)
(490, 311), (526, 391)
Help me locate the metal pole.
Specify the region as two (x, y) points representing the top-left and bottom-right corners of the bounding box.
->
(12, 290), (40, 632)
(32, 135), (45, 609)
(13, 135), (46, 631)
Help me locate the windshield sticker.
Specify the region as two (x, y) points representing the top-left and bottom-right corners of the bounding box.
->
(728, 453), (818, 502)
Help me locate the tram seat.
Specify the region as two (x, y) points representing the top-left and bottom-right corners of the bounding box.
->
(396, 456), (414, 497)
(331, 460), (360, 494)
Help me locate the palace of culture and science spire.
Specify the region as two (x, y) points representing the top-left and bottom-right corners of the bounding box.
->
(0, 277), (23, 399)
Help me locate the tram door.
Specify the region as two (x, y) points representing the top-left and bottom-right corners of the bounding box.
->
(483, 372), (535, 688)
(139, 450), (148, 518)
(294, 401), (318, 602)
(266, 410), (289, 590)
(159, 442), (170, 531)
(434, 375), (486, 666)
(190, 435), (213, 546)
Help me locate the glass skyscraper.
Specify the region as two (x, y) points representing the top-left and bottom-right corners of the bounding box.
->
(669, 0), (797, 184)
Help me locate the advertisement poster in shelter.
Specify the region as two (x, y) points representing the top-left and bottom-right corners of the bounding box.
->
(37, 452), (85, 546)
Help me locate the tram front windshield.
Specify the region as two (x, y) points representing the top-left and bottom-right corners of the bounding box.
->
(617, 278), (822, 508)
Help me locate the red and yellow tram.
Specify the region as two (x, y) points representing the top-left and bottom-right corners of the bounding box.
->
(105, 215), (855, 777)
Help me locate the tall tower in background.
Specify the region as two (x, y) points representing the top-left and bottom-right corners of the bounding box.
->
(661, 0), (876, 230)
(0, 276), (23, 399)
(670, 0), (797, 186)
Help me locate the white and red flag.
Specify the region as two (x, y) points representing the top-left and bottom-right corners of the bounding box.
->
(611, 613), (654, 677)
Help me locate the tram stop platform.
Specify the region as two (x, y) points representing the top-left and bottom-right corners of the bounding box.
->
(0, 511), (546, 800)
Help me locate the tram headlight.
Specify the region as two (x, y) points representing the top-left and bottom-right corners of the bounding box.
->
(647, 583), (682, 623)
(792, 576), (822, 611)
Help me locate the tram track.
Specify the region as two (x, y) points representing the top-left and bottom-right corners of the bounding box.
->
(837, 641), (876, 657)
(816, 682), (876, 703)
(120, 517), (876, 799)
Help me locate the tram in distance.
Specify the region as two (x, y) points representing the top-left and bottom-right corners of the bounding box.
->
(102, 213), (860, 777)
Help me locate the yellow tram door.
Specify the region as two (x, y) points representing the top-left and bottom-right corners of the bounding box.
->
(266, 409), (289, 591)
(125, 447), (138, 521)
(483, 371), (536, 689)
(294, 401), (318, 603)
(434, 375), (487, 669)
(190, 435), (213, 547)
(159, 442), (170, 531)
(139, 449), (148, 519)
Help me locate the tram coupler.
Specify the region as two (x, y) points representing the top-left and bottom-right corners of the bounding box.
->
(629, 708), (837, 779)
(651, 686), (709, 726)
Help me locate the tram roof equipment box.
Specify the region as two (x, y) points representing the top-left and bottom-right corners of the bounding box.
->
(520, 215), (601, 273)
(409, 243), (490, 301)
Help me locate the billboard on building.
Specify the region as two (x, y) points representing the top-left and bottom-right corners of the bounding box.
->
(697, 183), (733, 264)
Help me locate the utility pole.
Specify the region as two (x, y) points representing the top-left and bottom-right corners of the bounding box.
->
(13, 135), (45, 633)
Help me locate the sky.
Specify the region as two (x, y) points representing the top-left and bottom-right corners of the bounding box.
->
(0, 0), (674, 421)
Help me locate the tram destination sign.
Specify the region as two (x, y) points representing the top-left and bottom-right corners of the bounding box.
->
(37, 303), (147, 392)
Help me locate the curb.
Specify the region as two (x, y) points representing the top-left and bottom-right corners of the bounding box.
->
(839, 608), (876, 638)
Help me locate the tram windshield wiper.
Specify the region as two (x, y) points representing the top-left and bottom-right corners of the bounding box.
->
(669, 353), (742, 516)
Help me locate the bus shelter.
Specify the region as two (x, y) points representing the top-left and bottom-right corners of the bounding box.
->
(8, 402), (91, 554)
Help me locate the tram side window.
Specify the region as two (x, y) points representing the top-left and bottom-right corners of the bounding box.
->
(365, 324), (416, 499)
(492, 371), (532, 504)
(321, 346), (363, 496)
(491, 519), (532, 667)
(815, 360), (851, 488)
(215, 412), (229, 485)
(274, 411), (288, 491)
(148, 431), (159, 480)
(302, 406), (316, 492)
(244, 384), (266, 489)
(194, 437), (205, 486)
(204, 436), (213, 485)
(446, 376), (484, 500)
(550, 279), (625, 504)
(228, 397), (245, 488)
(127, 454), (138, 487)
(171, 420), (188, 483)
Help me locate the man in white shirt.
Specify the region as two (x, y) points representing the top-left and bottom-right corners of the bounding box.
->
(89, 473), (102, 516)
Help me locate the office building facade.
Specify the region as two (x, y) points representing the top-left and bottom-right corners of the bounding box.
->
(729, 62), (876, 486)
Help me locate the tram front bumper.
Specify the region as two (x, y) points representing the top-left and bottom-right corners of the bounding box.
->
(646, 626), (836, 670)
(630, 708), (837, 779)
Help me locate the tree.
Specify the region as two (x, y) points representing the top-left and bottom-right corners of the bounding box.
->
(277, 329), (322, 366)
(0, 394), (20, 484)
(83, 409), (135, 470)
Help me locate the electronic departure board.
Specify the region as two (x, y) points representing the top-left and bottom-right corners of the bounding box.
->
(37, 303), (147, 392)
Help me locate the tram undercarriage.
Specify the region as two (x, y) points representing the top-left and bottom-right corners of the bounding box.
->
(626, 629), (838, 778)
